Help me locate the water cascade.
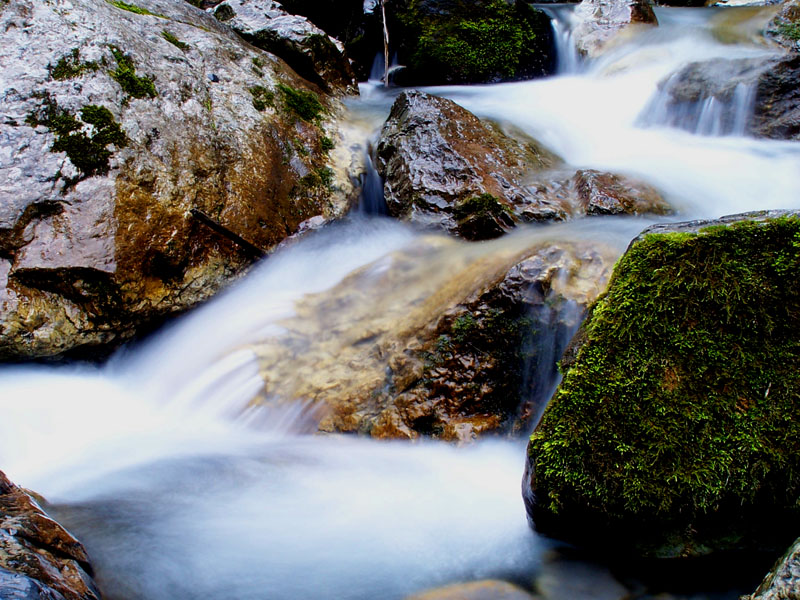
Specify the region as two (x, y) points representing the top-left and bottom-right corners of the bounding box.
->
(2, 4), (800, 600)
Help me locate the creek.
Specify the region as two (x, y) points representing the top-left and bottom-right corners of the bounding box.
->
(1, 5), (800, 599)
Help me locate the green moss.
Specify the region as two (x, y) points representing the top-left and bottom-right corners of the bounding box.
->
(278, 83), (324, 122)
(778, 21), (800, 41)
(162, 30), (189, 50)
(50, 48), (100, 80)
(320, 136), (334, 153)
(529, 217), (800, 546)
(110, 46), (157, 99)
(107, 0), (166, 17)
(249, 85), (274, 112)
(298, 166), (334, 191)
(453, 193), (510, 220)
(26, 95), (128, 184)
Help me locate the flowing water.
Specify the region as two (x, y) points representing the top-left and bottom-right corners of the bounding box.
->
(2, 5), (800, 600)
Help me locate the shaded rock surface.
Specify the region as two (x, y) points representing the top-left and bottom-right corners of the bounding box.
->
(405, 580), (539, 600)
(376, 91), (670, 240)
(525, 210), (800, 558)
(251, 232), (617, 441)
(0, 0), (355, 360)
(0, 471), (99, 600)
(387, 0), (556, 85)
(572, 0), (658, 57)
(650, 53), (800, 140)
(212, 0), (358, 94)
(744, 537), (800, 600)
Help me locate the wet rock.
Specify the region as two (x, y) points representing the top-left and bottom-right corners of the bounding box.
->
(572, 0), (658, 57)
(744, 536), (800, 600)
(574, 169), (670, 216)
(405, 580), (539, 600)
(375, 91), (565, 239)
(651, 53), (800, 140)
(0, 0), (355, 360)
(524, 210), (800, 558)
(535, 550), (629, 600)
(376, 91), (671, 239)
(0, 470), (100, 600)
(387, 0), (556, 85)
(212, 0), (358, 94)
(767, 0), (800, 51)
(251, 233), (617, 441)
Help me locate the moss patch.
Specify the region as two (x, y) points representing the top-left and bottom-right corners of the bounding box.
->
(249, 85), (274, 112)
(453, 193), (515, 240)
(107, 0), (167, 17)
(778, 21), (800, 41)
(162, 30), (189, 50)
(527, 216), (800, 555)
(26, 94), (128, 185)
(50, 48), (100, 80)
(278, 83), (324, 122)
(110, 46), (157, 99)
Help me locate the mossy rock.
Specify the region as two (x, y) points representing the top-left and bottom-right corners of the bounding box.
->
(524, 211), (800, 558)
(389, 0), (555, 85)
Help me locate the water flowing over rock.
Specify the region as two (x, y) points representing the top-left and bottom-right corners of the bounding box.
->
(0, 0), (354, 360)
(0, 470), (100, 600)
(743, 537), (800, 600)
(386, 0), (556, 85)
(572, 0), (658, 57)
(524, 210), (800, 558)
(648, 53), (800, 140)
(376, 91), (670, 239)
(251, 232), (617, 441)
(211, 0), (358, 94)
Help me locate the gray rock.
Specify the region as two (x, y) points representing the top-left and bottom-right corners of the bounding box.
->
(0, 0), (354, 360)
(572, 0), (658, 57)
(766, 0), (800, 50)
(212, 0), (358, 94)
(744, 536), (800, 599)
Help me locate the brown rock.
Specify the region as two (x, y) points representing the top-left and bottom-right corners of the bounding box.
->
(574, 169), (671, 216)
(405, 580), (539, 600)
(0, 470), (100, 600)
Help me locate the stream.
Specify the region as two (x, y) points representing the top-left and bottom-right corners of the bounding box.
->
(2, 5), (800, 600)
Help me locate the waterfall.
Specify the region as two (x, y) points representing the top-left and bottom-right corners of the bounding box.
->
(538, 4), (583, 75)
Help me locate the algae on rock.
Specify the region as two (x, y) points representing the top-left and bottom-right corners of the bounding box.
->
(525, 211), (800, 558)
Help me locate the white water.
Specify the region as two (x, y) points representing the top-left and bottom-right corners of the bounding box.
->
(2, 6), (800, 599)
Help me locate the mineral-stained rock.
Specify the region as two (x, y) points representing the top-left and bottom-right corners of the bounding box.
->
(525, 210), (800, 558)
(0, 0), (354, 360)
(572, 0), (658, 58)
(404, 580), (539, 600)
(212, 0), (358, 94)
(744, 536), (800, 600)
(0, 470), (100, 600)
(252, 232), (617, 441)
(376, 91), (670, 240)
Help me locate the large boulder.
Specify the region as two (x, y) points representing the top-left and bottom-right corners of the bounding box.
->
(0, 470), (100, 600)
(744, 537), (800, 600)
(0, 0), (354, 360)
(376, 91), (670, 240)
(387, 0), (556, 85)
(650, 53), (800, 140)
(572, 0), (658, 58)
(524, 210), (800, 558)
(253, 234), (617, 441)
(212, 0), (358, 94)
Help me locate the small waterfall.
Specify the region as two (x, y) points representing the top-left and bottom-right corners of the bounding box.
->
(539, 4), (583, 75)
(359, 151), (389, 214)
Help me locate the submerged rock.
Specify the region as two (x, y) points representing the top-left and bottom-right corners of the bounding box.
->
(387, 0), (556, 85)
(0, 0), (354, 360)
(212, 0), (358, 94)
(525, 210), (800, 558)
(376, 91), (671, 240)
(251, 233), (617, 441)
(405, 580), (539, 600)
(0, 470), (100, 600)
(572, 0), (658, 57)
(744, 537), (800, 600)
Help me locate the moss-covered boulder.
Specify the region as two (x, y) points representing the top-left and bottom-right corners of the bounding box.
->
(0, 0), (356, 360)
(387, 0), (555, 85)
(767, 0), (800, 52)
(524, 210), (800, 558)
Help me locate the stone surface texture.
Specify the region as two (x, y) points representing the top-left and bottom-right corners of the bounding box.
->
(572, 0), (658, 57)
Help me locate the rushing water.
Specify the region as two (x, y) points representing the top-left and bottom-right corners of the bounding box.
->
(3, 5), (800, 600)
